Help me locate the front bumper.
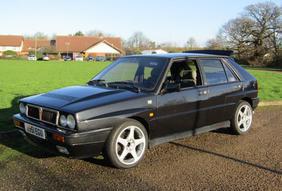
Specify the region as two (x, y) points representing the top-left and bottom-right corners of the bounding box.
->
(13, 114), (112, 159)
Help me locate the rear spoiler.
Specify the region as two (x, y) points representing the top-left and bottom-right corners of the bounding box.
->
(183, 50), (234, 56)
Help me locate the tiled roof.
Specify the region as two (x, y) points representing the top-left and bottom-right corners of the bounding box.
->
(0, 35), (23, 46)
(22, 39), (51, 51)
(56, 36), (123, 53)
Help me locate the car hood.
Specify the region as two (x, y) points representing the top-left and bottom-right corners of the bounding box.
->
(21, 85), (147, 113)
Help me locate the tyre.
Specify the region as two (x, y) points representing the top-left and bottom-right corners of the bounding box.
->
(231, 100), (253, 135)
(105, 120), (148, 169)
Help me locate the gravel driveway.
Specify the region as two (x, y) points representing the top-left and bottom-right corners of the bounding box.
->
(0, 106), (281, 191)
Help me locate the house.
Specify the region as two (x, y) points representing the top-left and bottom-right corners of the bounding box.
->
(22, 39), (54, 55)
(0, 35), (24, 56)
(141, 49), (168, 55)
(56, 36), (124, 59)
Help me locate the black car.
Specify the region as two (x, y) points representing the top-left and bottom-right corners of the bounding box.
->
(63, 56), (72, 61)
(87, 56), (95, 61)
(13, 52), (259, 168)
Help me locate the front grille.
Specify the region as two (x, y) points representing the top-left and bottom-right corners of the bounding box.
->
(26, 105), (58, 125)
(42, 109), (57, 124)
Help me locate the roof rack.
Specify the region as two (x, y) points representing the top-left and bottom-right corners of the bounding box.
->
(183, 50), (234, 56)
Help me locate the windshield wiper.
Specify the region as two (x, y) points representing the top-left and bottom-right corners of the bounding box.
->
(108, 81), (141, 93)
(87, 79), (108, 87)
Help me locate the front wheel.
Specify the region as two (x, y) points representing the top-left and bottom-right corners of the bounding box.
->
(231, 101), (253, 135)
(105, 120), (148, 169)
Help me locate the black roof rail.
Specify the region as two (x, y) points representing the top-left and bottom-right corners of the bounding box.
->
(183, 50), (234, 56)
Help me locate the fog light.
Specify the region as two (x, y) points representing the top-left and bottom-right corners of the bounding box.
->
(14, 120), (24, 128)
(56, 145), (69, 155)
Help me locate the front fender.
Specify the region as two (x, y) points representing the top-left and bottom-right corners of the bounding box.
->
(77, 107), (154, 132)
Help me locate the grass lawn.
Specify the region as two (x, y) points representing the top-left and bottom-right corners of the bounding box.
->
(0, 60), (110, 131)
(247, 69), (282, 100)
(0, 60), (281, 132)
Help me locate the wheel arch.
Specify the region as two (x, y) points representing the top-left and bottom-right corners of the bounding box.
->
(129, 116), (150, 137)
(241, 97), (253, 108)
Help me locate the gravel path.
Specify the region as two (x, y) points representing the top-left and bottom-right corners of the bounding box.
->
(0, 106), (281, 191)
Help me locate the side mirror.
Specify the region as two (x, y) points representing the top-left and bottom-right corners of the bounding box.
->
(161, 81), (180, 94)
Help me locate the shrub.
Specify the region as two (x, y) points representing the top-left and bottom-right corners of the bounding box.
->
(3, 50), (17, 57)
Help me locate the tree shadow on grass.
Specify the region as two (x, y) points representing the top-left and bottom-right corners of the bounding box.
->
(0, 95), (24, 132)
(0, 96), (55, 159)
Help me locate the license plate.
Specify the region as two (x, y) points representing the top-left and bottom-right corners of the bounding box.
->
(25, 123), (46, 139)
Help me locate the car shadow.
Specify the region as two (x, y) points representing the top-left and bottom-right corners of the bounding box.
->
(211, 127), (236, 135)
(83, 156), (113, 168)
(0, 95), (56, 159)
(170, 142), (282, 175)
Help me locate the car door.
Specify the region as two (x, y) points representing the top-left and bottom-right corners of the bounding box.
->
(152, 59), (202, 138)
(197, 58), (229, 126)
(221, 59), (243, 119)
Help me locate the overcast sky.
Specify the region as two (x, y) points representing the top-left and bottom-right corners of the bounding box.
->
(1, 0), (281, 46)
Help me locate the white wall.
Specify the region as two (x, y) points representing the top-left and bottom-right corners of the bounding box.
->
(0, 41), (23, 52)
(85, 42), (120, 54)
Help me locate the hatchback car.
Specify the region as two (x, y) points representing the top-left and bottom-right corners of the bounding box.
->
(27, 55), (37, 61)
(14, 51), (259, 168)
(43, 55), (50, 61)
(74, 55), (84, 61)
(63, 56), (72, 61)
(96, 56), (106, 62)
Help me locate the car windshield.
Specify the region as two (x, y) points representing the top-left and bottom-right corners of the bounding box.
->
(90, 57), (169, 92)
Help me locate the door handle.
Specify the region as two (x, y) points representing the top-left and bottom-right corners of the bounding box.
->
(199, 90), (208, 96)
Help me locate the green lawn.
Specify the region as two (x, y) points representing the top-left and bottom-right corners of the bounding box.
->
(248, 70), (282, 101)
(0, 60), (110, 131)
(0, 60), (281, 132)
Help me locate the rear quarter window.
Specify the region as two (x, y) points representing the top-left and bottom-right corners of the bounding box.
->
(223, 63), (238, 82)
(199, 59), (228, 85)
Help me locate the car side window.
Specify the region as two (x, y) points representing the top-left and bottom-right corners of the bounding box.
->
(199, 59), (227, 85)
(163, 59), (202, 90)
(223, 63), (238, 82)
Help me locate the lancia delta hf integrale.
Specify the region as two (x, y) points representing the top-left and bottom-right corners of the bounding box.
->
(14, 51), (259, 168)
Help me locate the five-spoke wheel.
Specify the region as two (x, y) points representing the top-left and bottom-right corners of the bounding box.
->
(231, 101), (253, 134)
(105, 120), (148, 168)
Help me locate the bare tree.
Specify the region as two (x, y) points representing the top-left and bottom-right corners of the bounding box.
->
(86, 30), (107, 37)
(206, 33), (227, 50)
(186, 37), (198, 49)
(125, 32), (155, 54)
(220, 2), (282, 66)
(25, 32), (48, 40)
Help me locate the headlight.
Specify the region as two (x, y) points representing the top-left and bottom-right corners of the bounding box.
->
(19, 103), (26, 114)
(67, 115), (76, 129)
(59, 115), (67, 127)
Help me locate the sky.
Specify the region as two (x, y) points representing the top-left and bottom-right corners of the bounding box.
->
(1, 0), (281, 46)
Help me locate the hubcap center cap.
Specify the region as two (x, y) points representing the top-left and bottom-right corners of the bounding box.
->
(127, 139), (135, 150)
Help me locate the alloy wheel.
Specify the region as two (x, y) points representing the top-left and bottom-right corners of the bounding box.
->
(237, 104), (253, 132)
(115, 125), (146, 165)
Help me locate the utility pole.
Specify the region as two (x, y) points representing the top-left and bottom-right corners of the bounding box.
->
(34, 35), (37, 58)
(65, 42), (70, 57)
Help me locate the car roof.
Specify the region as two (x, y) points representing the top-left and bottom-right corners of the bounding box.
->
(123, 53), (229, 59)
